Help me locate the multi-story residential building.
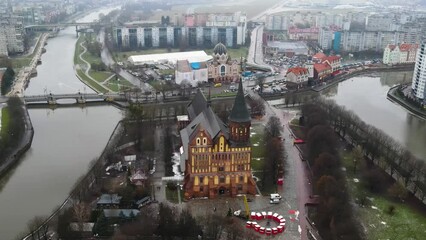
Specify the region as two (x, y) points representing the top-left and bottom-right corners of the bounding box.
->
(383, 43), (419, 65)
(181, 81), (256, 199)
(411, 41), (426, 101)
(339, 31), (409, 52)
(366, 14), (394, 31)
(266, 11), (345, 31)
(286, 67), (309, 86)
(319, 26), (343, 53)
(0, 15), (24, 56)
(114, 25), (244, 49)
(114, 12), (247, 49)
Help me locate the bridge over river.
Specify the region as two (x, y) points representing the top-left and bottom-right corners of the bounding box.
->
(23, 93), (126, 105)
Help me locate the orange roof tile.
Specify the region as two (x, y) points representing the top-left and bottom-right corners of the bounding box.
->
(287, 67), (308, 76)
(322, 55), (341, 63)
(312, 52), (327, 60)
(314, 63), (331, 72)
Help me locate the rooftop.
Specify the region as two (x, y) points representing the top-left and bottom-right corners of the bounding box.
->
(128, 51), (212, 65)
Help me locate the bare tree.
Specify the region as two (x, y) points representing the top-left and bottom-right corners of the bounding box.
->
(72, 202), (91, 233)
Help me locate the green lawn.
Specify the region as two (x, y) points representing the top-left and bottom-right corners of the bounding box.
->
(341, 151), (426, 240)
(74, 35), (85, 65)
(82, 50), (102, 65)
(88, 71), (113, 82)
(11, 58), (32, 69)
(211, 92), (237, 98)
(165, 187), (179, 204)
(76, 69), (108, 93)
(205, 47), (249, 59)
(1, 108), (10, 138)
(159, 69), (175, 75)
(106, 77), (134, 92)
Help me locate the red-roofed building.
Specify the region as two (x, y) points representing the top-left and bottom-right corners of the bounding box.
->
(312, 52), (327, 62)
(286, 67), (309, 86)
(321, 55), (341, 72)
(312, 52), (341, 74)
(383, 43), (418, 65)
(314, 63), (332, 80)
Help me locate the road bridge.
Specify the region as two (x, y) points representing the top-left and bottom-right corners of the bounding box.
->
(23, 93), (126, 105)
(25, 22), (100, 37)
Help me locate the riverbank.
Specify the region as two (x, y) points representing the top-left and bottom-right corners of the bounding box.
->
(0, 104), (34, 178)
(20, 120), (124, 240)
(312, 64), (415, 93)
(8, 33), (49, 96)
(387, 85), (426, 120)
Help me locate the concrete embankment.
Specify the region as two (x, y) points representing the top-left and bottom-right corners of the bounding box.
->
(311, 64), (415, 92)
(387, 85), (426, 120)
(8, 33), (49, 96)
(0, 106), (34, 178)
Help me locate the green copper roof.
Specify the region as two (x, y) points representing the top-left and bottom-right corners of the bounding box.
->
(229, 80), (251, 123)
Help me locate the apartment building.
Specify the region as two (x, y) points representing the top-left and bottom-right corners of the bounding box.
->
(266, 11), (348, 31)
(339, 31), (409, 52)
(0, 15), (24, 56)
(114, 12), (247, 49)
(411, 41), (426, 100)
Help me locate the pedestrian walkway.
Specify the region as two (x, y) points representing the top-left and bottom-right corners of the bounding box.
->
(77, 41), (114, 93)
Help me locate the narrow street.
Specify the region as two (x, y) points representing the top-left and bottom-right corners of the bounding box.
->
(257, 92), (312, 240)
(152, 125), (166, 203)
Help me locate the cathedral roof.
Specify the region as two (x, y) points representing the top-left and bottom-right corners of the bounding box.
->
(180, 106), (229, 160)
(187, 89), (208, 120)
(229, 80), (251, 123)
(213, 42), (228, 55)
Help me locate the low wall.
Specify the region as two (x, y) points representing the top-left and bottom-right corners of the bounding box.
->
(387, 85), (426, 120)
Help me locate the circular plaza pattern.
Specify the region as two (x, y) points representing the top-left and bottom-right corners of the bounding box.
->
(246, 211), (286, 236)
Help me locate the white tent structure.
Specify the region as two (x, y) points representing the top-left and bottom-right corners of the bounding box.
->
(128, 51), (213, 65)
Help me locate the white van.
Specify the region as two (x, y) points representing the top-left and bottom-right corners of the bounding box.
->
(270, 193), (282, 200)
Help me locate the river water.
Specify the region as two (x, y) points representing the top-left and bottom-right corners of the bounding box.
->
(0, 7), (122, 240)
(324, 71), (426, 160)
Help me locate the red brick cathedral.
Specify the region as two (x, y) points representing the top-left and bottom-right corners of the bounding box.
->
(180, 81), (257, 200)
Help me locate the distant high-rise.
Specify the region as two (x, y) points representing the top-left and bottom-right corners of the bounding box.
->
(411, 41), (426, 100)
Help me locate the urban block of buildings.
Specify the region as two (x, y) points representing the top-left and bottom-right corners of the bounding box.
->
(266, 10), (426, 54)
(382, 43), (419, 65)
(0, 15), (24, 56)
(129, 43), (240, 86)
(113, 12), (247, 50)
(180, 81), (256, 199)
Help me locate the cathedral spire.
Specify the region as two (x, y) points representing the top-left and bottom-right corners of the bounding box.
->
(229, 80), (250, 123)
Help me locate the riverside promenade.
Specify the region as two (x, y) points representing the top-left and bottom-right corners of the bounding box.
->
(8, 33), (49, 97)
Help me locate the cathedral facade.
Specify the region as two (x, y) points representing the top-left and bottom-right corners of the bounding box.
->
(207, 43), (241, 83)
(180, 81), (256, 199)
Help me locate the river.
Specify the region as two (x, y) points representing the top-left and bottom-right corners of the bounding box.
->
(0, 7), (122, 240)
(324, 71), (426, 160)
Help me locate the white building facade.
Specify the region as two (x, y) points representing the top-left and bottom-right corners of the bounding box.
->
(412, 42), (426, 100)
(383, 43), (418, 65)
